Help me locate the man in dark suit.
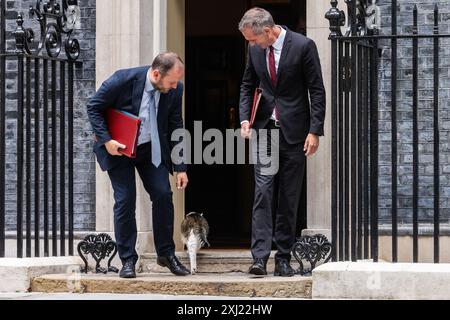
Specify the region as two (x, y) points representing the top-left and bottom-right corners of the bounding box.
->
(238, 8), (326, 276)
(87, 52), (190, 278)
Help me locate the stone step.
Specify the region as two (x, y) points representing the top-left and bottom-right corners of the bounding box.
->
(0, 257), (84, 293)
(312, 261), (450, 300)
(140, 250), (301, 274)
(31, 272), (312, 298)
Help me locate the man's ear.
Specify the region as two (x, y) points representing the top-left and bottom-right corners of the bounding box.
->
(151, 69), (160, 81)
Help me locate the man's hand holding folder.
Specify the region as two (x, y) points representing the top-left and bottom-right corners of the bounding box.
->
(241, 88), (262, 139)
(105, 140), (126, 156)
(104, 108), (142, 158)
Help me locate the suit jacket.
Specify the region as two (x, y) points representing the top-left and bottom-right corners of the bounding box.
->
(239, 28), (326, 144)
(86, 66), (187, 174)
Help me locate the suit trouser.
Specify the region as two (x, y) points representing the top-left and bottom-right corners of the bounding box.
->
(251, 122), (306, 261)
(107, 142), (175, 264)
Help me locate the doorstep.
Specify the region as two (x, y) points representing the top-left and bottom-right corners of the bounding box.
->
(31, 271), (312, 298)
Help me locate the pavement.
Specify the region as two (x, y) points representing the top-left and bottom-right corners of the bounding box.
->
(0, 292), (306, 300)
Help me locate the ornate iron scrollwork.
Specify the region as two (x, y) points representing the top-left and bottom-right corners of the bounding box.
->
(292, 234), (332, 276)
(13, 0), (80, 60)
(327, 0), (379, 38)
(77, 233), (119, 274)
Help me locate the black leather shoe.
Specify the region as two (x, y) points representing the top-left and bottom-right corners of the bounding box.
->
(157, 255), (190, 276)
(274, 259), (295, 277)
(248, 258), (267, 276)
(119, 259), (136, 278)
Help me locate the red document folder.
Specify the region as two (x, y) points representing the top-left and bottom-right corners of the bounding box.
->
(105, 108), (141, 158)
(249, 88), (263, 128)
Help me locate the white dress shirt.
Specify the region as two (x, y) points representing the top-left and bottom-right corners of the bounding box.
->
(241, 26), (286, 125)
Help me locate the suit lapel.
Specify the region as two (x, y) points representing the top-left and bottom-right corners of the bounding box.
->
(276, 29), (292, 88)
(131, 68), (149, 115)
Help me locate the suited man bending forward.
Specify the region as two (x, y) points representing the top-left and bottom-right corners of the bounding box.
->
(238, 8), (326, 277)
(87, 53), (190, 278)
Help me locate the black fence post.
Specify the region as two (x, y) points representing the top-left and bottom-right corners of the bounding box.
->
(326, 0), (344, 262)
(433, 4), (440, 264)
(25, 56), (31, 258)
(43, 58), (49, 257)
(363, 43), (369, 260)
(391, 0), (398, 263)
(17, 53), (24, 258)
(350, 0), (357, 262)
(338, 40), (344, 261)
(0, 0), (6, 258)
(34, 57), (40, 257)
(68, 61), (74, 256)
(60, 61), (66, 256)
(370, 29), (379, 263)
(357, 39), (363, 261)
(412, 5), (419, 263)
(51, 59), (57, 257)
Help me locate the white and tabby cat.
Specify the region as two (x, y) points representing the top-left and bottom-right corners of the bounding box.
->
(180, 212), (210, 274)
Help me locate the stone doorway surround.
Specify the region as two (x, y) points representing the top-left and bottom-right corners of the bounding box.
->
(94, 0), (332, 258)
(94, 0), (187, 259)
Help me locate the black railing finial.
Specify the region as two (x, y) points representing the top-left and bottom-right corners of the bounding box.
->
(13, 13), (34, 54)
(434, 4), (439, 32)
(17, 12), (24, 27)
(326, 0), (345, 39)
(413, 4), (418, 35)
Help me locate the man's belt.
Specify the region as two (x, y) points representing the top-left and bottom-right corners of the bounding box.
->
(269, 119), (281, 127)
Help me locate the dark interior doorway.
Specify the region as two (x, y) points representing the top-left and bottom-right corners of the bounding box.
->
(185, 0), (307, 248)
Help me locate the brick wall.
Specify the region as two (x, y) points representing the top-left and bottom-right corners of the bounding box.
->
(377, 0), (450, 228)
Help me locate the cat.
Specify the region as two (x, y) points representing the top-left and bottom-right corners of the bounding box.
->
(180, 212), (210, 274)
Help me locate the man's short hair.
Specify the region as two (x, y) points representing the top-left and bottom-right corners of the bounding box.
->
(238, 7), (275, 35)
(151, 52), (184, 77)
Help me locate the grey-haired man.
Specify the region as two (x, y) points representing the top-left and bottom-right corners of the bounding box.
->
(238, 8), (326, 277)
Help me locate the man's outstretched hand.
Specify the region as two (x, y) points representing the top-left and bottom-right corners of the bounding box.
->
(176, 172), (189, 190)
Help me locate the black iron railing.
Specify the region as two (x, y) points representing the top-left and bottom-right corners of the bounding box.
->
(0, 0), (5, 258)
(326, 0), (448, 263)
(0, 0), (81, 258)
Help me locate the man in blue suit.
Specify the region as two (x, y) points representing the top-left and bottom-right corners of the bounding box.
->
(87, 52), (190, 277)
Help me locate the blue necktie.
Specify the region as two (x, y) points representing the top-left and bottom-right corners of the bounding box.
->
(149, 90), (161, 167)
